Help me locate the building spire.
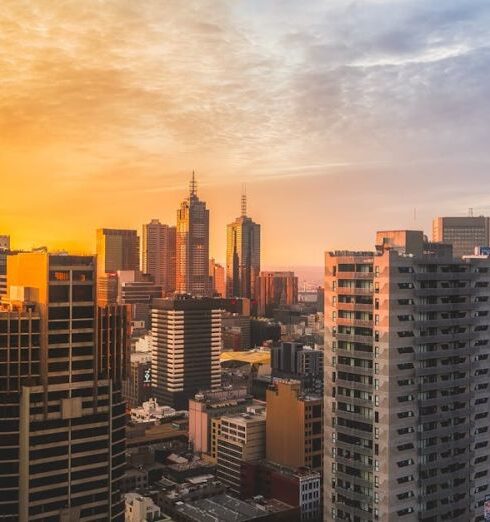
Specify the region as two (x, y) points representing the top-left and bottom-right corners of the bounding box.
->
(190, 170), (197, 197)
(241, 184), (247, 217)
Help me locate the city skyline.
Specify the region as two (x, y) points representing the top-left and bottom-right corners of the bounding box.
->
(3, 1), (490, 265)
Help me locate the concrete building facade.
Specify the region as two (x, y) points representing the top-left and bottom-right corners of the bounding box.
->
(324, 231), (490, 521)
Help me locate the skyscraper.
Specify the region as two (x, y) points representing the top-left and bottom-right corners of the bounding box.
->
(209, 257), (225, 297)
(432, 216), (490, 257)
(96, 228), (140, 304)
(142, 219), (176, 295)
(226, 192), (261, 299)
(151, 295), (221, 409)
(175, 172), (212, 296)
(1, 251), (128, 521)
(96, 228), (140, 274)
(324, 230), (490, 521)
(256, 271), (298, 317)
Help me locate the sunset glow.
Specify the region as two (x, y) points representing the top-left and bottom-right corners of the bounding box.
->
(2, 1), (490, 264)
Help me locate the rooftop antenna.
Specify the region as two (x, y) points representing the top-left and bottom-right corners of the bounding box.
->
(190, 170), (197, 197)
(241, 184), (247, 217)
(469, 208), (474, 217)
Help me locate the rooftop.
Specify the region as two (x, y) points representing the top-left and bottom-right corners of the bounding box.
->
(174, 493), (290, 521)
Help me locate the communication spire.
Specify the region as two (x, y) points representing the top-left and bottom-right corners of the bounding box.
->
(241, 184), (247, 217)
(190, 170), (197, 197)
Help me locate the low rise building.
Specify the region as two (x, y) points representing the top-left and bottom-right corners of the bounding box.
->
(216, 406), (266, 494)
(172, 493), (297, 521)
(124, 350), (152, 408)
(241, 462), (321, 521)
(131, 398), (178, 423)
(125, 493), (173, 521)
(188, 387), (254, 455)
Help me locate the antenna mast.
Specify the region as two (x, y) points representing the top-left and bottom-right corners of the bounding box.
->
(190, 170), (197, 197)
(241, 184), (247, 217)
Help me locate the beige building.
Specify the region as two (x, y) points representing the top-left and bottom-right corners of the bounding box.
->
(188, 387), (253, 456)
(142, 219), (176, 295)
(433, 216), (490, 258)
(216, 406), (266, 494)
(266, 379), (323, 473)
(324, 231), (490, 521)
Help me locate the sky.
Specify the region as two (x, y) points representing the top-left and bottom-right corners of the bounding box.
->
(1, 0), (490, 267)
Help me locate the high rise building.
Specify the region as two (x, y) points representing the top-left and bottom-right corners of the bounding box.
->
(150, 295), (221, 409)
(142, 219), (176, 295)
(266, 380), (323, 473)
(96, 228), (140, 274)
(209, 258), (226, 297)
(256, 271), (298, 317)
(175, 172), (212, 297)
(117, 270), (162, 327)
(226, 193), (261, 299)
(1, 251), (128, 521)
(325, 231), (490, 521)
(96, 228), (140, 304)
(271, 342), (324, 394)
(432, 216), (490, 258)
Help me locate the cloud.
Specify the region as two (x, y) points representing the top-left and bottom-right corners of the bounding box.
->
(1, 0), (490, 262)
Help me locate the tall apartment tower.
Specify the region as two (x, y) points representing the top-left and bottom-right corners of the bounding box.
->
(175, 172), (212, 297)
(1, 251), (128, 522)
(96, 228), (140, 304)
(142, 219), (176, 295)
(324, 231), (490, 522)
(433, 216), (490, 258)
(150, 296), (221, 409)
(226, 193), (261, 299)
(256, 271), (298, 317)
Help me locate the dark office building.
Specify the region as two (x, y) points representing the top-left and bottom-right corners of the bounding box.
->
(151, 295), (221, 409)
(0, 252), (129, 522)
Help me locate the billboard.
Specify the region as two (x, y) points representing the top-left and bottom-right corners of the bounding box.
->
(476, 246), (490, 256)
(143, 368), (151, 386)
